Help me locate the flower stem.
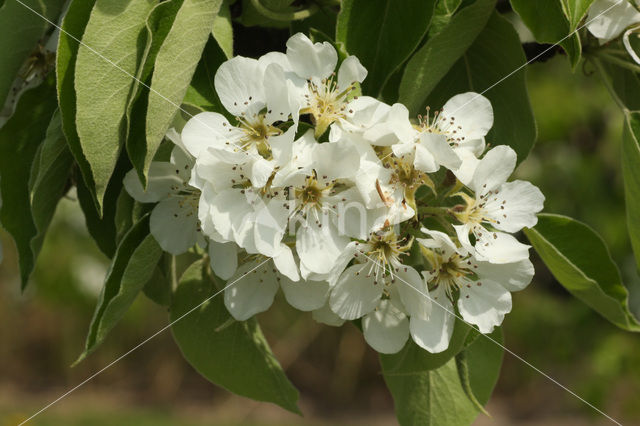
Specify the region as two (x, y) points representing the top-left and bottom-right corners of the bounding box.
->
(251, 0), (319, 21)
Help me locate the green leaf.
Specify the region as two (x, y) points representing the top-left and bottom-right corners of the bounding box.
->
(78, 215), (161, 361)
(398, 0), (496, 114)
(75, 153), (131, 258)
(561, 0), (595, 30)
(56, 0), (98, 207)
(182, 37), (227, 112)
(170, 260), (301, 413)
(379, 318), (471, 374)
(524, 214), (640, 331)
(0, 77), (57, 288)
(381, 328), (503, 426)
(425, 12), (537, 163)
(212, 0), (233, 59)
(594, 60), (640, 111)
(29, 110), (73, 271)
(623, 111), (640, 269)
(427, 0), (463, 38)
(0, 0), (64, 106)
(509, 0), (581, 68)
(336, 0), (437, 97)
(126, 0), (184, 187)
(143, 0), (222, 182)
(74, 0), (157, 210)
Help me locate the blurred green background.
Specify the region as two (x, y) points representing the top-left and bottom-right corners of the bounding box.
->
(1, 52), (639, 425)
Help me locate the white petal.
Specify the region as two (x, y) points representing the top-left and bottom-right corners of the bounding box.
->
(458, 279), (511, 334)
(269, 125), (297, 167)
(329, 263), (384, 320)
(418, 228), (461, 259)
(250, 157), (275, 188)
(363, 300), (410, 354)
(123, 164), (182, 203)
(150, 197), (199, 255)
(454, 223), (474, 254)
(451, 147), (480, 185)
(286, 32), (337, 80)
(210, 189), (254, 249)
(587, 0), (640, 42)
(474, 257), (534, 292)
(181, 112), (232, 158)
(280, 278), (329, 311)
(209, 241), (238, 280)
(470, 145), (516, 194)
(297, 222), (349, 276)
(474, 228), (530, 264)
(394, 265), (431, 320)
(224, 261), (278, 320)
(420, 132), (462, 170)
(337, 55), (368, 92)
(440, 92), (494, 141)
(414, 142), (438, 173)
(214, 56), (265, 115)
(272, 244), (300, 281)
(312, 302), (346, 327)
(410, 286), (454, 353)
(483, 180), (545, 233)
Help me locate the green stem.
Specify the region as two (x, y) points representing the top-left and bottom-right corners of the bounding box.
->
(418, 206), (451, 215)
(596, 52), (640, 73)
(250, 0), (319, 21)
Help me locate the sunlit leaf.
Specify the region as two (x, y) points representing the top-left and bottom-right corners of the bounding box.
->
(74, 0), (157, 210)
(524, 214), (640, 331)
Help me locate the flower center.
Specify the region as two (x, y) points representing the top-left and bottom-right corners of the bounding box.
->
(427, 252), (474, 298)
(303, 74), (356, 137)
(415, 106), (466, 147)
(236, 114), (281, 159)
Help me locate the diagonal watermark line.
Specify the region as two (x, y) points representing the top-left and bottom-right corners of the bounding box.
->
(12, 0), (625, 424)
(17, 256), (272, 426)
(350, 246), (622, 425)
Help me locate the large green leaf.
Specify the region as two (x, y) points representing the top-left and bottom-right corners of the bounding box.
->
(0, 77), (57, 288)
(381, 329), (503, 426)
(29, 110), (73, 271)
(143, 0), (222, 181)
(74, 0), (157, 210)
(0, 0), (64, 106)
(398, 0), (495, 114)
(425, 12), (537, 163)
(212, 0), (233, 59)
(78, 215), (161, 361)
(524, 214), (640, 331)
(336, 0), (437, 97)
(623, 111), (640, 269)
(126, 0), (184, 186)
(562, 0), (595, 30)
(509, 0), (581, 67)
(170, 260), (301, 414)
(56, 0), (98, 207)
(75, 153), (131, 258)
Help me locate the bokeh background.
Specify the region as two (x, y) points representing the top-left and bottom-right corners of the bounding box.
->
(2, 20), (640, 426)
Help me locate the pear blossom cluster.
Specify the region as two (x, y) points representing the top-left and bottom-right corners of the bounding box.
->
(124, 33), (544, 354)
(587, 0), (640, 64)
